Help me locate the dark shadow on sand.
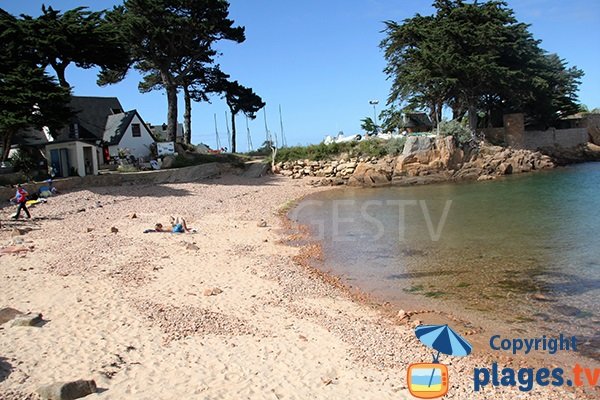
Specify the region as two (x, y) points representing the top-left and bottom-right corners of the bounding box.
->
(0, 357), (12, 382)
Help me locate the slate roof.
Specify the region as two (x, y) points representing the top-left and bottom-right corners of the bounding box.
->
(103, 110), (137, 145)
(401, 113), (433, 129)
(55, 96), (124, 141)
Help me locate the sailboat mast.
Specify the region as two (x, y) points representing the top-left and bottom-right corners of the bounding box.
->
(214, 113), (221, 150)
(263, 107), (271, 145)
(225, 111), (231, 152)
(279, 104), (287, 148)
(246, 115), (253, 151)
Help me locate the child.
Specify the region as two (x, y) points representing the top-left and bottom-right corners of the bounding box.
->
(11, 184), (31, 220)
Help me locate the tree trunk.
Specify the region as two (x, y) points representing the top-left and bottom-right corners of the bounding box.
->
(434, 103), (440, 135)
(51, 61), (70, 88)
(468, 102), (478, 132)
(165, 83), (178, 142)
(183, 85), (192, 144)
(230, 111), (237, 153)
(1, 131), (14, 162)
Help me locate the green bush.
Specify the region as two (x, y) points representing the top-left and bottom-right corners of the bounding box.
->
(276, 142), (356, 162)
(438, 120), (473, 145)
(385, 137), (407, 155)
(355, 139), (387, 158)
(275, 137), (411, 163)
(9, 150), (36, 178)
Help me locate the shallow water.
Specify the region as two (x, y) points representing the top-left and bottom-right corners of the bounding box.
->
(292, 163), (600, 361)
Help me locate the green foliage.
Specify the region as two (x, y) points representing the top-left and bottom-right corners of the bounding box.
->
(20, 5), (130, 88)
(275, 138), (407, 162)
(0, 9), (72, 161)
(9, 150), (36, 177)
(360, 117), (377, 134)
(355, 139), (387, 158)
(276, 142), (354, 162)
(385, 136), (407, 155)
(216, 79), (265, 153)
(438, 120), (472, 145)
(379, 106), (403, 133)
(104, 0), (246, 141)
(381, 0), (583, 130)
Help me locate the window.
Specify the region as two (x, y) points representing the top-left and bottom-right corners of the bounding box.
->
(132, 123), (141, 137)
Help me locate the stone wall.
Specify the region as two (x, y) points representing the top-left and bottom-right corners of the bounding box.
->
(524, 128), (589, 150)
(0, 162), (226, 201)
(483, 113), (590, 151)
(274, 158), (363, 185)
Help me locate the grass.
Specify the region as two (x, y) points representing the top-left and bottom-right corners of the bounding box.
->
(403, 284), (425, 293)
(423, 291), (446, 298)
(275, 137), (407, 163)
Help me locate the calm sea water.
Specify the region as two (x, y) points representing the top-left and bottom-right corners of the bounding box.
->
(292, 163), (600, 361)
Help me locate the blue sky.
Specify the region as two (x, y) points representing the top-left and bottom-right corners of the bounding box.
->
(2, 0), (599, 151)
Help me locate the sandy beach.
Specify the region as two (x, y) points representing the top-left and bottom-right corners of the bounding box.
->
(0, 174), (588, 399)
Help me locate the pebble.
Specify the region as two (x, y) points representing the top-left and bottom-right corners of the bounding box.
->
(203, 287), (223, 296)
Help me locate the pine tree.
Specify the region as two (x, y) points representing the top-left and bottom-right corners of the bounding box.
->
(103, 0), (245, 142)
(381, 0), (583, 130)
(0, 10), (71, 162)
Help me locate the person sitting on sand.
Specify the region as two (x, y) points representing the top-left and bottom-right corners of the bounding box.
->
(170, 216), (189, 232)
(143, 219), (196, 234)
(143, 223), (166, 233)
(10, 184), (31, 220)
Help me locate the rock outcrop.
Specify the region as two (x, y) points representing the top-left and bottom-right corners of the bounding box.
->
(274, 135), (556, 187)
(347, 157), (395, 187)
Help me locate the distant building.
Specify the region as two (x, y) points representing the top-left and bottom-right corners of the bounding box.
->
(49, 96), (156, 177)
(147, 123), (185, 142)
(400, 113), (433, 133)
(559, 112), (600, 146)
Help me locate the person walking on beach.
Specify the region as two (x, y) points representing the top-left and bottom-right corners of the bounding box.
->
(11, 184), (31, 220)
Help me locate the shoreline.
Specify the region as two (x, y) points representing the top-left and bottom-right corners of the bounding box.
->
(0, 174), (593, 399)
(282, 174), (598, 396)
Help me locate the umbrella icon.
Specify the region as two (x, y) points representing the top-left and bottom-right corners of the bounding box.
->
(414, 324), (472, 388)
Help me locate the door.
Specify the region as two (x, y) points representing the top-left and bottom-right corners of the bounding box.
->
(60, 149), (70, 176)
(50, 149), (61, 177)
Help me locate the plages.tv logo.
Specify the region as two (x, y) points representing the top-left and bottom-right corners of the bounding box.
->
(407, 324), (472, 399)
